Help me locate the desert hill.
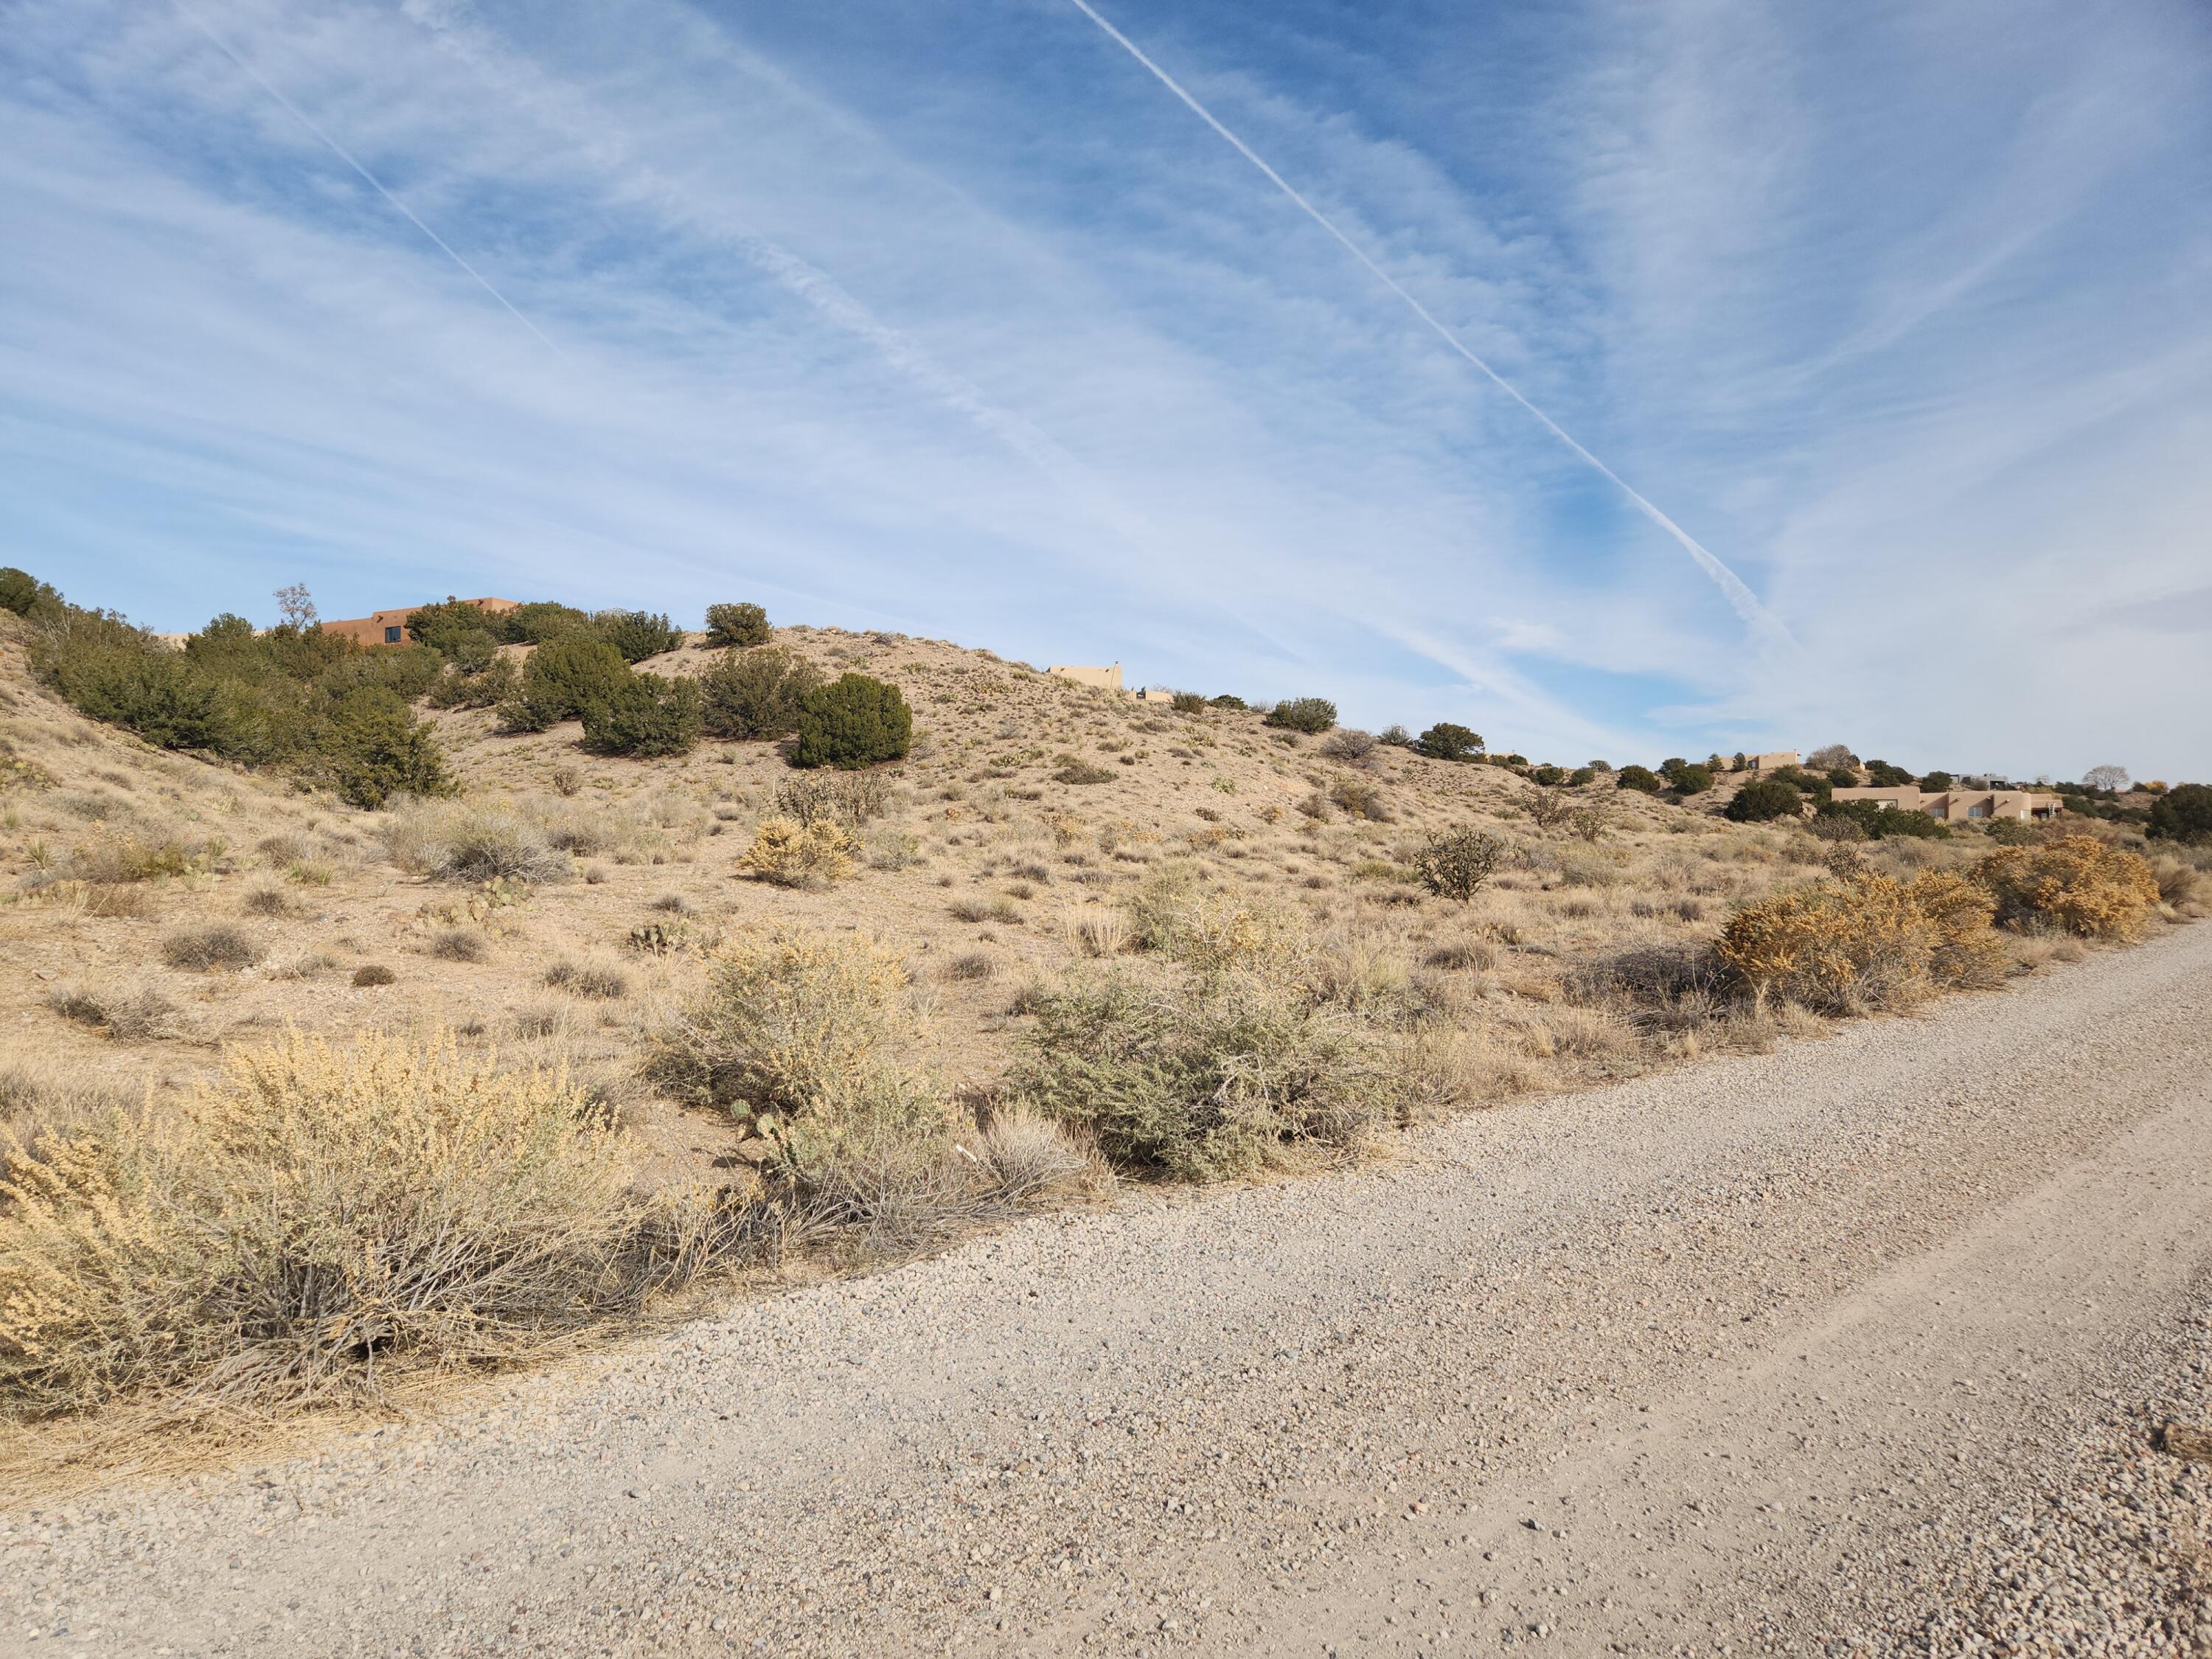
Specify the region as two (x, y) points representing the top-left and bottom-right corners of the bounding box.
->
(1, 610), (1813, 1194)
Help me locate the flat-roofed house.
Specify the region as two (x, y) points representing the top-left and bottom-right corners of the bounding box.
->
(1832, 784), (2061, 822)
(320, 597), (520, 647)
(1744, 751), (1800, 772)
(1047, 663), (1124, 692)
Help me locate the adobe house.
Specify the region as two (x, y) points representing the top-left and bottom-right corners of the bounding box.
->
(1743, 751), (1800, 773)
(320, 596), (521, 647)
(1832, 784), (2061, 823)
(1047, 663), (1124, 692)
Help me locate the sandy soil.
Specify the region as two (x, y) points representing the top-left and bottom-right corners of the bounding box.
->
(6, 899), (2208, 1656)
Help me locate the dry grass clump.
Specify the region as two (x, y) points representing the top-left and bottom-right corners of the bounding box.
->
(240, 883), (295, 917)
(382, 799), (572, 885)
(160, 923), (261, 973)
(0, 1030), (645, 1420)
(1715, 873), (1938, 1015)
(646, 929), (953, 1175)
(1061, 905), (1130, 959)
(738, 817), (858, 887)
(0, 1061), (134, 1134)
(1976, 835), (2161, 941)
(66, 830), (211, 885)
(972, 1108), (1099, 1203)
(1013, 967), (1407, 1181)
(350, 964), (397, 988)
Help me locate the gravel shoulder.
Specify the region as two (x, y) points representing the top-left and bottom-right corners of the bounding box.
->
(7, 923), (2211, 1657)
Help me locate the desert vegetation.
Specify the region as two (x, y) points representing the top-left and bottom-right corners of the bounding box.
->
(0, 568), (2202, 1465)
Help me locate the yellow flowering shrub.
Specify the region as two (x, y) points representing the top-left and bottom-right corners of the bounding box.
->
(1714, 872), (1938, 1015)
(737, 815), (858, 887)
(1976, 835), (2160, 940)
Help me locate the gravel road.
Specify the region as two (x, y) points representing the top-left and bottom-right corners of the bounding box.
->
(7, 924), (2211, 1658)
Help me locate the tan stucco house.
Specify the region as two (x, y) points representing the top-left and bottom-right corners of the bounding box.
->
(1047, 663), (1124, 692)
(1832, 784), (2060, 823)
(1743, 751), (1800, 773)
(320, 596), (519, 647)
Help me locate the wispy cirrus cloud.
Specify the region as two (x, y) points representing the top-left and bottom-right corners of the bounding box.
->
(1, 0), (2207, 776)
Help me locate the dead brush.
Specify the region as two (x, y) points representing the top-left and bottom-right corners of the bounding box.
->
(45, 983), (195, 1043)
(161, 924), (261, 973)
(429, 928), (490, 963)
(543, 959), (630, 1000)
(382, 799), (572, 885)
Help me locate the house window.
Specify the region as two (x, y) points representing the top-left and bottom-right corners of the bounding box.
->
(1967, 804), (1986, 818)
(384, 625), (401, 644)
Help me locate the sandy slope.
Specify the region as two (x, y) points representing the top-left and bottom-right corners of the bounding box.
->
(6, 923), (2210, 1657)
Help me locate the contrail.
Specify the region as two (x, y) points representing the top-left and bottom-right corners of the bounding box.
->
(174, 1), (566, 359)
(1062, 0), (1792, 648)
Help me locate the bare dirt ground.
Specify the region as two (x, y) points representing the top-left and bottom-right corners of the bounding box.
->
(7, 898), (2209, 1656)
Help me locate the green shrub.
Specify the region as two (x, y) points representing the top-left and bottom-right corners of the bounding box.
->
(1414, 722), (1482, 761)
(580, 674), (702, 757)
(1379, 724), (1412, 748)
(2147, 784), (2212, 846)
(1615, 765), (1664, 795)
(321, 687), (453, 807)
(593, 610), (681, 663)
(404, 598), (497, 655)
(1674, 764), (1714, 796)
(1013, 973), (1401, 1180)
(0, 567), (63, 622)
(790, 672), (912, 769)
(1864, 759), (1914, 787)
(1769, 765), (1832, 804)
(1208, 694), (1248, 710)
(498, 601), (591, 645)
(1919, 771), (1953, 791)
(424, 655), (517, 710)
(1816, 799), (1950, 841)
(1169, 691), (1207, 714)
(1265, 697), (1337, 734)
(1725, 777), (1803, 822)
(32, 604), (451, 802)
(698, 644), (822, 740)
(1413, 828), (1505, 901)
(1528, 764), (1567, 787)
(703, 602), (771, 648)
(499, 634), (631, 731)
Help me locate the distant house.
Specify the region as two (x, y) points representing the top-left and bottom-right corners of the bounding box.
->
(320, 597), (520, 648)
(1132, 686), (1178, 704)
(1743, 751), (1800, 773)
(1832, 784), (2060, 823)
(1047, 663), (1123, 692)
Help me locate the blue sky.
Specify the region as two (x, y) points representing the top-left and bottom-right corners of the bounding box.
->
(4, 0), (2208, 779)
